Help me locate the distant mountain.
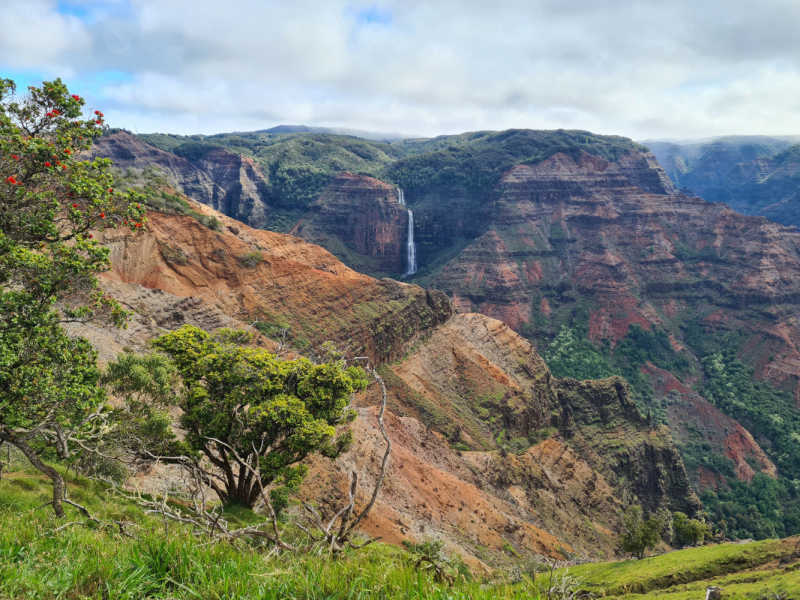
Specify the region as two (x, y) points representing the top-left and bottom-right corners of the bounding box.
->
(257, 124), (412, 142)
(642, 136), (800, 228)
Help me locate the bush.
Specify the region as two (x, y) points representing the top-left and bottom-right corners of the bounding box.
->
(238, 251), (263, 268)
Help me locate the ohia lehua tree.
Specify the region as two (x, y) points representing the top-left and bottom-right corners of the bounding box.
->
(0, 78), (145, 516)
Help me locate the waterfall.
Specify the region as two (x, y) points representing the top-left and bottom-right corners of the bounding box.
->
(397, 188), (405, 206)
(405, 209), (417, 276)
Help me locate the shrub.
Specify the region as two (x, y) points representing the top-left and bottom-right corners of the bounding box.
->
(238, 251), (263, 268)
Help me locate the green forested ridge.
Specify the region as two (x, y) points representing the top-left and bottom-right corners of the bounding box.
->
(138, 128), (643, 213)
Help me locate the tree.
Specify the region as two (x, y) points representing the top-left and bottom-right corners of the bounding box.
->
(0, 78), (145, 516)
(620, 505), (662, 559)
(673, 511), (711, 547)
(149, 325), (368, 508)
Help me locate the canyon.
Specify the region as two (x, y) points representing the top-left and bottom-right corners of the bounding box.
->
(77, 193), (700, 566)
(88, 127), (800, 543)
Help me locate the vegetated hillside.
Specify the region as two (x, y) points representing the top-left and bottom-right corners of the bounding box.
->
(74, 193), (700, 564)
(646, 135), (800, 229)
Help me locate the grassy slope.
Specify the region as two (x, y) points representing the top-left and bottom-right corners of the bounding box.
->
(3, 461), (799, 598)
(0, 466), (535, 599)
(563, 538), (800, 598)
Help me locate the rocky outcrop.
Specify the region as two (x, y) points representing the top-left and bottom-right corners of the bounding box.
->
(291, 172), (408, 275)
(192, 148), (272, 228)
(89, 132), (274, 228)
(555, 376), (701, 517)
(77, 195), (699, 563)
(432, 151), (800, 402)
(87, 132), (226, 208)
(642, 364), (777, 486)
(301, 314), (700, 564)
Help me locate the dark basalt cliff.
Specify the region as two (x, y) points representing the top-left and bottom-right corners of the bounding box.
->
(87, 131), (225, 207)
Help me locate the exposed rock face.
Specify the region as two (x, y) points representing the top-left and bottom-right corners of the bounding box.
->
(291, 172), (408, 274)
(82, 200), (698, 563)
(303, 314), (699, 564)
(642, 364), (777, 487)
(86, 132), (225, 208)
(97, 201), (452, 363)
(89, 132), (273, 228)
(192, 149), (272, 228)
(431, 151), (800, 403)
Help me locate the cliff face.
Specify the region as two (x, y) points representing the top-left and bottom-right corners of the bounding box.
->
(647, 137), (800, 230)
(305, 314), (699, 564)
(87, 132), (225, 208)
(291, 172), (408, 275)
(90, 132), (274, 228)
(641, 364), (777, 488)
(432, 151), (800, 403)
(97, 201), (452, 364)
(192, 149), (272, 228)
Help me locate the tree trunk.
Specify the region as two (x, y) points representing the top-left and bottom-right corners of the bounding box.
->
(10, 437), (66, 517)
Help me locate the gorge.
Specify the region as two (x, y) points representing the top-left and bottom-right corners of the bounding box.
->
(89, 126), (800, 542)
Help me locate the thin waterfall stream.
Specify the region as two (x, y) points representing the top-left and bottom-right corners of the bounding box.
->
(405, 208), (417, 276)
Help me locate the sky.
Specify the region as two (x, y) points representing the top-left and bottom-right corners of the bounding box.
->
(2, 0), (800, 140)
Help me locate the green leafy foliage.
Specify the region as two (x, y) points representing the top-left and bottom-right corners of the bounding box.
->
(149, 325), (369, 507)
(542, 324), (691, 424)
(385, 129), (645, 200)
(702, 475), (800, 540)
(619, 505), (662, 559)
(0, 471), (550, 599)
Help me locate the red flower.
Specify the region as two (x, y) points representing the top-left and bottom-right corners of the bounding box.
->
(5, 176), (17, 184)
(62, 165), (67, 170)
(64, 149), (71, 154)
(108, 188), (113, 193)
(11, 155), (19, 160)
(100, 212), (105, 218)
(52, 110), (60, 116)
(44, 162), (52, 167)
(71, 95), (80, 101)
(135, 223), (142, 228)
(88, 234), (93, 239)
(72, 204), (78, 208)
(95, 121), (102, 125)
(94, 110), (100, 114)
(123, 221), (128, 225)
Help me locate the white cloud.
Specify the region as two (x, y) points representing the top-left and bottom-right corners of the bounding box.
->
(2, 0), (800, 139)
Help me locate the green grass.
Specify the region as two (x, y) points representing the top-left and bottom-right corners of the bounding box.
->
(0, 466), (545, 599)
(563, 538), (800, 598)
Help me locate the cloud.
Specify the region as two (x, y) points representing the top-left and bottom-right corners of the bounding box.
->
(2, 0), (800, 139)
